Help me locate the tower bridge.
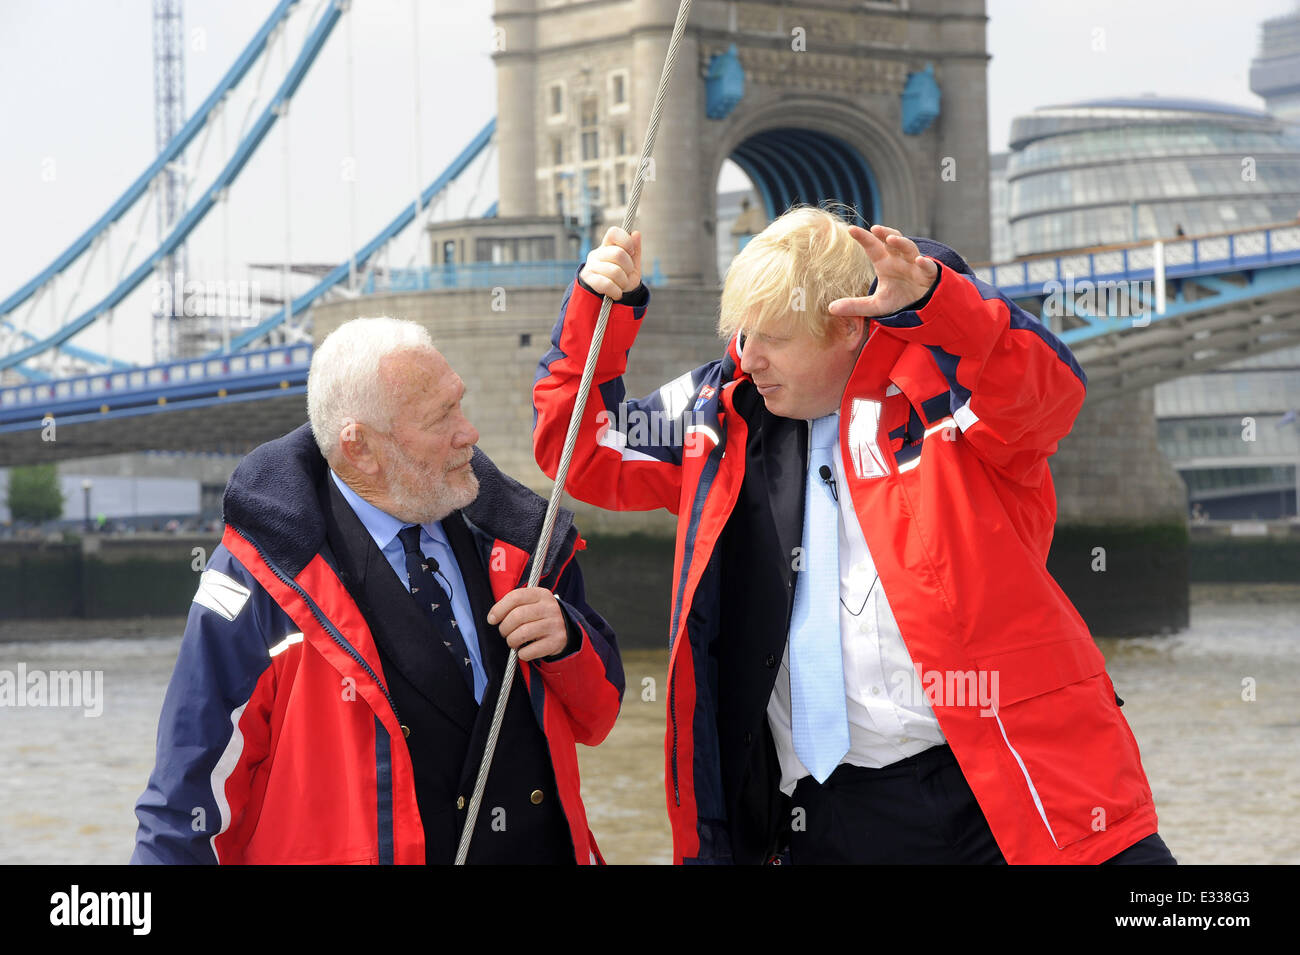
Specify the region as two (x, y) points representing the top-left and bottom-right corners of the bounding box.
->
(7, 1), (1300, 632)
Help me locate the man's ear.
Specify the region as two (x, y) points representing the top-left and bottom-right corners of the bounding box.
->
(339, 419), (381, 476)
(834, 314), (868, 352)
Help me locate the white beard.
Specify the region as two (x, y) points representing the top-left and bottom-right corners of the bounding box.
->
(382, 439), (479, 526)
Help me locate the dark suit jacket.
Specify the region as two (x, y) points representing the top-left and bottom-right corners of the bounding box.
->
(318, 472), (575, 864)
(716, 382), (808, 864)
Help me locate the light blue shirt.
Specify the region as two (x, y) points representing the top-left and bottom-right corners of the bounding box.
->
(329, 469), (487, 703)
(767, 414), (944, 794)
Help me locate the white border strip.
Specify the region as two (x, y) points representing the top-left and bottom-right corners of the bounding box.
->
(269, 631), (304, 657)
(993, 711), (1059, 848)
(596, 426), (662, 463)
(208, 701), (249, 862)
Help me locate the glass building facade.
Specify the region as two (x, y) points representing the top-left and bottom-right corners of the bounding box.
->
(990, 94), (1300, 520)
(1004, 99), (1300, 257)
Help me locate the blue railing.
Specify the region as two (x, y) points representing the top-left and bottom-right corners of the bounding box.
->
(973, 223), (1300, 298)
(363, 260), (584, 293)
(0, 343), (311, 422)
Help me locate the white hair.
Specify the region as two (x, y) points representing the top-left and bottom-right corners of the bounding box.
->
(307, 316), (436, 462)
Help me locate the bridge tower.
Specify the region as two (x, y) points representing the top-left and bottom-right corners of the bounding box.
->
(1250, 3), (1300, 124)
(329, 0), (1190, 636)
(152, 0), (189, 361)
(492, 0), (991, 285)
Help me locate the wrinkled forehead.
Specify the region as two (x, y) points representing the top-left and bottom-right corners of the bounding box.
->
(380, 347), (459, 404)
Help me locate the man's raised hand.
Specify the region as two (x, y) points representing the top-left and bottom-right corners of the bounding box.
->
(828, 225), (939, 319)
(579, 226), (642, 301)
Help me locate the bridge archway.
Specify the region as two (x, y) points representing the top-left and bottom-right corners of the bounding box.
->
(710, 98), (923, 284)
(729, 127), (879, 227)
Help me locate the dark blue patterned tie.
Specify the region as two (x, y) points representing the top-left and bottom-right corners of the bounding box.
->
(397, 524), (475, 695)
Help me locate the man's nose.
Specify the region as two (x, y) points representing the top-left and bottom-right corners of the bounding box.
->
(460, 418), (480, 447)
(740, 341), (765, 375)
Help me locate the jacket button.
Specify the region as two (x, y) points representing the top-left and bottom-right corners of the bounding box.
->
(530, 789), (544, 805)
(400, 724), (410, 739)
(456, 796), (466, 810)
(764, 654), (776, 668)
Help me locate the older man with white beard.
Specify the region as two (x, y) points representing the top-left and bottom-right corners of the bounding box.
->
(132, 316), (624, 865)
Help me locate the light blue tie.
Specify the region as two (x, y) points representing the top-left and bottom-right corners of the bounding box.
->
(790, 413), (850, 783)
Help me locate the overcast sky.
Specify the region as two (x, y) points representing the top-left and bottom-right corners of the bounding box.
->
(0, 0), (1295, 358)
(986, 0), (1296, 151)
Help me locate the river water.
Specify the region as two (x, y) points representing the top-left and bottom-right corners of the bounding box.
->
(1, 583), (1295, 864)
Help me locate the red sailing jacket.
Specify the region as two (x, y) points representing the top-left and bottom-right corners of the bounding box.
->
(132, 426), (622, 865)
(534, 259), (1161, 864)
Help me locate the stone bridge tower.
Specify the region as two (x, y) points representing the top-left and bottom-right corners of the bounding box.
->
(492, 0), (991, 283)
(377, 0), (1185, 638)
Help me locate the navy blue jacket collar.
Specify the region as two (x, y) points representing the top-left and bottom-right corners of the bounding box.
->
(223, 422), (576, 582)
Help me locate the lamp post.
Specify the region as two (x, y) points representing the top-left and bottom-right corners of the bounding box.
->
(81, 479), (92, 535)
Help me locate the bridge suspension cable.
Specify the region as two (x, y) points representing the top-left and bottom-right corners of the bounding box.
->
(0, 0), (343, 375)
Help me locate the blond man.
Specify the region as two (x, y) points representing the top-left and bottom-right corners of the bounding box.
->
(534, 206), (1172, 865)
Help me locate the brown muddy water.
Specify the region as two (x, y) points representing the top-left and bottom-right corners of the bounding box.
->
(1, 583), (1295, 864)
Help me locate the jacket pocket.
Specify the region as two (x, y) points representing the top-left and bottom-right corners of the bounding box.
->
(975, 639), (1152, 850)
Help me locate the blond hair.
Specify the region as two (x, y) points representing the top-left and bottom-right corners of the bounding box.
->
(718, 203), (875, 343)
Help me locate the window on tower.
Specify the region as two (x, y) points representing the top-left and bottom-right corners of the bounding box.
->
(581, 96), (599, 161)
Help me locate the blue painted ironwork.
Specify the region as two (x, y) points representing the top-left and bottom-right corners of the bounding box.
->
(729, 128), (874, 225)
(706, 44), (745, 120)
(811, 138), (868, 226)
(741, 137), (814, 209)
(971, 224), (1300, 346)
(1055, 264), (1300, 346)
(369, 261), (585, 293)
(1, 321), (131, 374)
(0, 384), (309, 435)
(901, 64), (941, 135)
(9, 224), (1300, 433)
(0, 0), (344, 373)
(974, 224), (1300, 299)
(0, 343), (311, 432)
(0, 0), (299, 320)
(221, 117), (496, 352)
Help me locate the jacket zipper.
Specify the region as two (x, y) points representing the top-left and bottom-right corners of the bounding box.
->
(669, 663), (679, 805)
(234, 527), (403, 726)
(668, 407), (736, 808)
